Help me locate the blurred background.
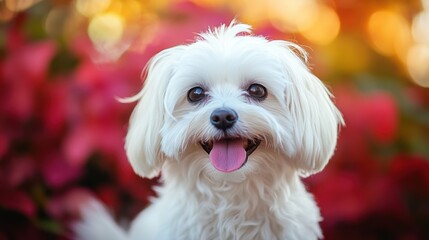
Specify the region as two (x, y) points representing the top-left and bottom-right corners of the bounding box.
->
(1, 0), (429, 239)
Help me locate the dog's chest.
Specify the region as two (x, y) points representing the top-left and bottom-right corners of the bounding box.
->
(130, 178), (323, 240)
(159, 185), (285, 240)
(196, 207), (284, 240)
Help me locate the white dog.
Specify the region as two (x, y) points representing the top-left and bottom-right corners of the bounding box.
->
(74, 22), (343, 240)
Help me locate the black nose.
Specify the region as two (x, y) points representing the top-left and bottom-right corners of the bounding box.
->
(210, 108), (238, 130)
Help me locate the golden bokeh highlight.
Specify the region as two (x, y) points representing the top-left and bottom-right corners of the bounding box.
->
(408, 0), (429, 87)
(268, 0), (319, 33)
(412, 12), (429, 44)
(190, 0), (227, 8)
(227, 0), (340, 45)
(88, 12), (124, 49)
(367, 10), (411, 59)
(1, 0), (39, 21)
(76, 0), (111, 17)
(118, 0), (145, 20)
(230, 0), (268, 27)
(407, 45), (429, 88)
(423, 0), (429, 9)
(5, 0), (38, 12)
(299, 5), (340, 45)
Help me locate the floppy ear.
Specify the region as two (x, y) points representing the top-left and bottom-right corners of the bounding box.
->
(123, 47), (183, 178)
(275, 42), (344, 175)
(290, 71), (344, 175)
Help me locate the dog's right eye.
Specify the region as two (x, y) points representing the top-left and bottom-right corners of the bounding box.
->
(247, 83), (267, 101)
(187, 87), (206, 103)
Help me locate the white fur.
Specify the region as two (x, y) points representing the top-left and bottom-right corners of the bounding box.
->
(74, 22), (344, 240)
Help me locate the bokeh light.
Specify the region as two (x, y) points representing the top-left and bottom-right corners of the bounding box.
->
(412, 12), (429, 44)
(423, 0), (429, 9)
(88, 12), (124, 50)
(367, 10), (412, 59)
(407, 44), (429, 87)
(76, 0), (111, 17)
(5, 0), (39, 12)
(299, 4), (340, 45)
(268, 0), (319, 33)
(408, 0), (429, 87)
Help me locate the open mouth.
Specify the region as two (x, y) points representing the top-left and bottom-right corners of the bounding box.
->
(200, 138), (261, 173)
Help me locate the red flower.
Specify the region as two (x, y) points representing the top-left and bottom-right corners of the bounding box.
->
(334, 85), (398, 144)
(328, 86), (399, 175)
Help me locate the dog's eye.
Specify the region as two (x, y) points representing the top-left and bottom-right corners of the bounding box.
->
(247, 84), (267, 100)
(187, 87), (206, 103)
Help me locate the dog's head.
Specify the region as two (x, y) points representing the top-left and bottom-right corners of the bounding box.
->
(125, 22), (343, 180)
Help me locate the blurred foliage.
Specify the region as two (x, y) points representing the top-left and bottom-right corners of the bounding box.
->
(1, 0), (429, 239)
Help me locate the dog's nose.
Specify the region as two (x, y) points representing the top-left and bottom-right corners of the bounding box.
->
(210, 108), (238, 130)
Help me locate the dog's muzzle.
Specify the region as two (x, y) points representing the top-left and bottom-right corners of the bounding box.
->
(201, 108), (261, 173)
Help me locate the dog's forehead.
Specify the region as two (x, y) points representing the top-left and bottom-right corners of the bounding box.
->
(171, 39), (287, 89)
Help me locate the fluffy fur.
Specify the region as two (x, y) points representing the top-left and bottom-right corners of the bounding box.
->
(74, 22), (344, 240)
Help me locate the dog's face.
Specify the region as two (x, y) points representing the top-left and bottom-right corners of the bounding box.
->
(125, 23), (343, 180)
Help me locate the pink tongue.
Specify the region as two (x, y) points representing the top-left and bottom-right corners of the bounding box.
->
(209, 139), (246, 173)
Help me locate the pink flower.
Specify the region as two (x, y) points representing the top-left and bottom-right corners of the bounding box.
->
(63, 125), (95, 167)
(41, 153), (82, 189)
(1, 38), (56, 120)
(327, 86), (399, 176)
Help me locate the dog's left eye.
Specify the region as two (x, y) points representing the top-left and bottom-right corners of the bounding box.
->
(187, 86), (206, 103)
(247, 83), (267, 100)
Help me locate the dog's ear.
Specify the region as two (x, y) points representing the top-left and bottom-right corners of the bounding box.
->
(291, 71), (344, 175)
(123, 47), (183, 178)
(274, 42), (344, 175)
